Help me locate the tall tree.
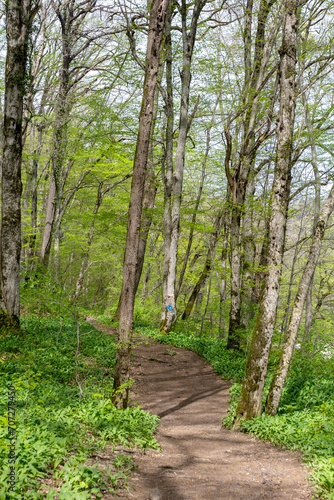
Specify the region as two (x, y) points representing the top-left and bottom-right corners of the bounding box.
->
(160, 0), (206, 332)
(265, 182), (334, 415)
(234, 0), (299, 423)
(112, 0), (169, 409)
(40, 0), (110, 268)
(226, 0), (278, 350)
(0, 0), (39, 327)
(176, 96), (219, 301)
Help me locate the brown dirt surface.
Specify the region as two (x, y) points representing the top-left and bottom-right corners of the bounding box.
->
(89, 320), (313, 500)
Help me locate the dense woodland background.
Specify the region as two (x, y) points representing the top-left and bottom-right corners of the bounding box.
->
(2, 0), (333, 342)
(1, 0), (334, 497)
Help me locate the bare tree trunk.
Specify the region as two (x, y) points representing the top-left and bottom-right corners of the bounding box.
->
(112, 67), (162, 322)
(176, 97), (219, 301)
(217, 196), (231, 335)
(265, 183), (334, 415)
(39, 52), (70, 267)
(175, 146), (206, 302)
(251, 218), (269, 304)
(141, 233), (160, 302)
(182, 210), (223, 320)
(112, 0), (169, 409)
(26, 125), (43, 275)
(160, 3), (174, 326)
(0, 96), (3, 158)
(226, 0), (278, 349)
(303, 95), (321, 339)
(279, 196), (308, 340)
(52, 158), (74, 271)
(160, 0), (206, 332)
(21, 126), (36, 270)
(235, 0), (298, 423)
(113, 164), (157, 321)
(40, 175), (57, 267)
(134, 161), (157, 289)
(240, 179), (256, 332)
(226, 166), (250, 348)
(0, 0), (39, 327)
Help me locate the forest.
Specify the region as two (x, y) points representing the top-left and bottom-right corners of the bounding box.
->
(0, 0), (334, 497)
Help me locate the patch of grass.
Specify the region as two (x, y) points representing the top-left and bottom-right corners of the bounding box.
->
(0, 317), (159, 499)
(222, 383), (242, 429)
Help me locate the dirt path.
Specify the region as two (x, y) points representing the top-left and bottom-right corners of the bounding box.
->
(90, 321), (313, 500)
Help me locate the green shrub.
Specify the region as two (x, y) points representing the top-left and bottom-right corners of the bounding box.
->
(0, 317), (159, 498)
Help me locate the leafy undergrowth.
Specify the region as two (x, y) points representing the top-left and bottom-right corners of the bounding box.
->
(96, 316), (334, 498)
(223, 379), (334, 498)
(242, 404), (334, 499)
(0, 317), (159, 499)
(136, 326), (246, 382)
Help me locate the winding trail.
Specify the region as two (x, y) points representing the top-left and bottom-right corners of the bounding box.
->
(90, 321), (312, 500)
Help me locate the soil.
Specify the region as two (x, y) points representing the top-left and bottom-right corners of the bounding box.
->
(88, 320), (313, 500)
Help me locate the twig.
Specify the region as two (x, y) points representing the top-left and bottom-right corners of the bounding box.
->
(74, 316), (83, 402)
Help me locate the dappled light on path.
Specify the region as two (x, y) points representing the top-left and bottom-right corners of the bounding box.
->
(122, 336), (312, 500)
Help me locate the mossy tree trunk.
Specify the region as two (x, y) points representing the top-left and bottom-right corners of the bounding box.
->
(226, 0), (278, 350)
(112, 65), (162, 323)
(0, 0), (39, 328)
(265, 182), (334, 415)
(240, 179), (257, 332)
(112, 0), (169, 409)
(160, 0), (206, 332)
(234, 0), (299, 423)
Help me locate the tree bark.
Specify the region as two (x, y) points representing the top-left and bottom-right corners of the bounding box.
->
(160, 2), (174, 326)
(0, 0), (39, 327)
(141, 233), (160, 303)
(302, 95), (321, 339)
(112, 65), (162, 322)
(265, 182), (334, 415)
(182, 209), (224, 320)
(234, 0), (299, 423)
(160, 0), (206, 332)
(176, 97), (219, 301)
(226, 0), (278, 349)
(279, 196), (307, 340)
(112, 0), (169, 409)
(39, 24), (70, 267)
(252, 218), (269, 304)
(39, 38), (70, 267)
(240, 179), (257, 332)
(27, 125), (43, 275)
